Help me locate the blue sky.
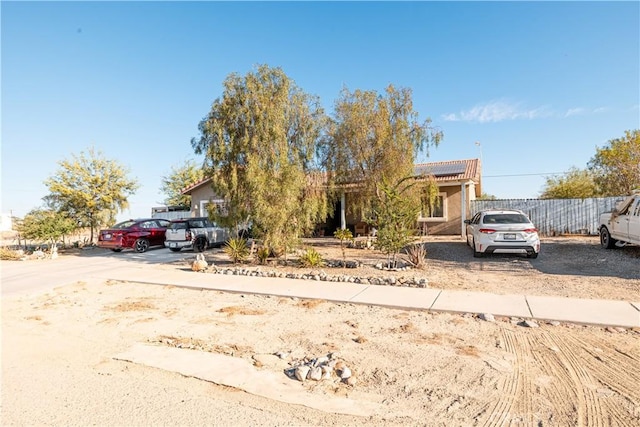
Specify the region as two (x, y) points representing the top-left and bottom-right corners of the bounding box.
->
(2, 1), (639, 222)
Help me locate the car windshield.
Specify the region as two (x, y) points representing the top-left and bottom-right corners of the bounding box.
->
(111, 220), (137, 229)
(168, 222), (188, 230)
(483, 214), (531, 224)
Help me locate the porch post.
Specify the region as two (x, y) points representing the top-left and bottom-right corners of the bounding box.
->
(340, 191), (346, 229)
(460, 183), (467, 238)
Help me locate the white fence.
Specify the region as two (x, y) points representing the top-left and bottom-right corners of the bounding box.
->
(470, 197), (626, 236)
(151, 206), (190, 221)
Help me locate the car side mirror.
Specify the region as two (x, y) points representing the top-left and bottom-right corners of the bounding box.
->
(464, 219), (471, 224)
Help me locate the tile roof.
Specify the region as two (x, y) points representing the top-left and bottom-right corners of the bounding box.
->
(414, 158), (480, 183)
(181, 158), (481, 194)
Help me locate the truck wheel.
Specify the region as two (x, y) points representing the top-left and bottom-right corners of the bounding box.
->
(600, 227), (617, 249)
(194, 238), (207, 252)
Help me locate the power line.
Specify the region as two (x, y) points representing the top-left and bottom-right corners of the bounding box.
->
(483, 172), (565, 178)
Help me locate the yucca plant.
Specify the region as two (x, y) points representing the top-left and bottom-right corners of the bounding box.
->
(223, 237), (249, 264)
(299, 247), (324, 268)
(403, 243), (427, 269)
(255, 246), (270, 265)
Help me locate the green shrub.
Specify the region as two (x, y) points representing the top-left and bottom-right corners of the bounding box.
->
(255, 246), (270, 265)
(333, 228), (353, 267)
(299, 247), (324, 268)
(223, 237), (249, 264)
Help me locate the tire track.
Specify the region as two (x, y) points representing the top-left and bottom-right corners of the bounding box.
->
(541, 330), (607, 427)
(561, 334), (640, 402)
(558, 333), (640, 427)
(477, 326), (638, 426)
(479, 328), (524, 426)
(527, 331), (578, 426)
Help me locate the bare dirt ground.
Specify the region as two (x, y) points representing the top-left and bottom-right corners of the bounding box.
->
(2, 236), (639, 425)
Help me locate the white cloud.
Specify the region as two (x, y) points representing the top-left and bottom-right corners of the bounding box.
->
(444, 100), (615, 123)
(442, 100), (551, 123)
(564, 107), (585, 117)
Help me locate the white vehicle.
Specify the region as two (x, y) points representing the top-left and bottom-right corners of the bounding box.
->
(164, 217), (229, 252)
(598, 190), (640, 249)
(464, 209), (540, 259)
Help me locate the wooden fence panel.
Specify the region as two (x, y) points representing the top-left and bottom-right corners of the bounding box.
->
(470, 197), (625, 236)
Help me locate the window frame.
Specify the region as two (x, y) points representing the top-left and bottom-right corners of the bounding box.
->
(419, 192), (447, 222)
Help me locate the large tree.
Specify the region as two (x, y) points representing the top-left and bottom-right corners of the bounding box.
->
(159, 159), (205, 207)
(44, 147), (139, 242)
(191, 65), (328, 254)
(325, 84), (442, 218)
(588, 129), (640, 196)
(540, 167), (600, 199)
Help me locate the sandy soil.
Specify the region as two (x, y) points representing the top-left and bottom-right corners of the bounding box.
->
(2, 236), (640, 425)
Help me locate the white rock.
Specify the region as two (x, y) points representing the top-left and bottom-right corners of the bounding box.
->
(315, 356), (329, 366)
(340, 366), (352, 379)
(479, 313), (495, 322)
(321, 365), (332, 379)
(294, 365), (310, 382)
(308, 366), (323, 381)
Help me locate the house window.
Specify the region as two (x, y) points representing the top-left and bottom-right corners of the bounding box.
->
(200, 199), (226, 217)
(419, 192), (447, 222)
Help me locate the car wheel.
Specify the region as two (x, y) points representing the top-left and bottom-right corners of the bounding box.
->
(111, 248), (122, 253)
(194, 237), (207, 252)
(600, 227), (617, 249)
(527, 252), (538, 259)
(472, 239), (484, 258)
(169, 248), (182, 252)
(134, 238), (150, 253)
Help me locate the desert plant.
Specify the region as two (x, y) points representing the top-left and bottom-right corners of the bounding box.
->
(255, 246), (270, 265)
(373, 176), (421, 269)
(333, 228), (353, 267)
(223, 237), (249, 264)
(299, 247), (324, 268)
(403, 243), (427, 269)
(0, 247), (22, 261)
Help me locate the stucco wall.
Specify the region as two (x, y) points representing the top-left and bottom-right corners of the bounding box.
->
(189, 186), (217, 218)
(421, 185), (464, 235)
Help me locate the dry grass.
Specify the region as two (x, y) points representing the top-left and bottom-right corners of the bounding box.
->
(456, 345), (480, 358)
(151, 335), (253, 356)
(217, 305), (266, 316)
(107, 300), (156, 312)
(297, 299), (326, 309)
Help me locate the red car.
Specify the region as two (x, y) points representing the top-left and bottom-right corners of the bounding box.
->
(97, 218), (171, 253)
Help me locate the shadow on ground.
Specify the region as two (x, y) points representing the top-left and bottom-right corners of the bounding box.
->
(425, 238), (639, 280)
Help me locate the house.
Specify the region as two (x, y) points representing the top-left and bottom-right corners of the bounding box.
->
(327, 158), (481, 236)
(181, 158), (481, 236)
(180, 177), (222, 218)
(413, 158), (481, 236)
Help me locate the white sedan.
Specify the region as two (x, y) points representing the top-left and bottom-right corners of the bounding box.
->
(465, 209), (540, 259)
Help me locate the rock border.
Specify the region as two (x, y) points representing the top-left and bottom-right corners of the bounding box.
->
(206, 265), (429, 288)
